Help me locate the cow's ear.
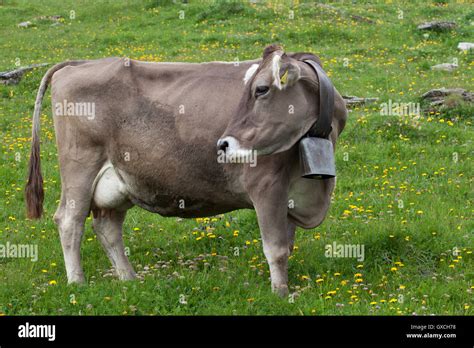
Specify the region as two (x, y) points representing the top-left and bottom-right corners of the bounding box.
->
(263, 44), (284, 60)
(279, 62), (300, 88)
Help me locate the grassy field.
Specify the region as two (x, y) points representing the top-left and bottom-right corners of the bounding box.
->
(0, 0), (473, 315)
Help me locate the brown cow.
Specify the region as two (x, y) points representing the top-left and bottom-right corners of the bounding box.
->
(25, 45), (347, 296)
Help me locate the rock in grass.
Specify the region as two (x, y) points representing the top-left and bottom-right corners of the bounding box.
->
(422, 88), (473, 106)
(343, 95), (379, 107)
(417, 21), (456, 31)
(18, 16), (63, 29)
(457, 42), (474, 51)
(17, 21), (33, 28)
(431, 63), (458, 72)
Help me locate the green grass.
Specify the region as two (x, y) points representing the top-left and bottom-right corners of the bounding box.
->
(0, 0), (473, 315)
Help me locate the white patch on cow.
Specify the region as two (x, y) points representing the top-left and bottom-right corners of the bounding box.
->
(92, 162), (129, 209)
(217, 136), (257, 167)
(243, 64), (259, 85)
(271, 54), (283, 90)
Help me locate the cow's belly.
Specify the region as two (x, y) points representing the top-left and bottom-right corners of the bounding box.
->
(129, 195), (247, 218)
(92, 162), (251, 218)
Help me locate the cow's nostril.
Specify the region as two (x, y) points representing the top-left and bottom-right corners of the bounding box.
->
(217, 140), (229, 152)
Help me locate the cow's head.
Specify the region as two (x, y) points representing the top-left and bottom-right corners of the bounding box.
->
(218, 44), (322, 158)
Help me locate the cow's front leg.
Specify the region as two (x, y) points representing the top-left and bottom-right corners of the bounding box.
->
(287, 220), (296, 254)
(250, 178), (290, 297)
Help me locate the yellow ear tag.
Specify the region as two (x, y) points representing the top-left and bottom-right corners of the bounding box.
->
(280, 69), (288, 85)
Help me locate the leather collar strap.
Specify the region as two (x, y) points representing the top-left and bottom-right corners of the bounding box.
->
(302, 59), (334, 139)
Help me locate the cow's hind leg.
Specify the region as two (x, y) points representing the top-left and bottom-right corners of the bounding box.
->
(91, 164), (136, 280)
(54, 160), (104, 284)
(92, 209), (136, 280)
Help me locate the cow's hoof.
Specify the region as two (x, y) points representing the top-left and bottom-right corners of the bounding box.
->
(117, 270), (137, 281)
(272, 284), (289, 298)
(67, 273), (86, 285)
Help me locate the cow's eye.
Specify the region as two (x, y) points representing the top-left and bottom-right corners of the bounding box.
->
(255, 86), (270, 98)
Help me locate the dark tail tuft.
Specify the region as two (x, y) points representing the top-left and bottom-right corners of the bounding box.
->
(25, 136), (44, 219)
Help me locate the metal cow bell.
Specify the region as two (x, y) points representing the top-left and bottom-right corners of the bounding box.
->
(298, 59), (337, 180)
(299, 136), (336, 179)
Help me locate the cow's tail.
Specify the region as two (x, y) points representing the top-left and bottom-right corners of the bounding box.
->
(25, 60), (88, 219)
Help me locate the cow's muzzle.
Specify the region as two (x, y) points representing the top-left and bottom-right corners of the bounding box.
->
(217, 136), (242, 154)
(217, 138), (229, 152)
